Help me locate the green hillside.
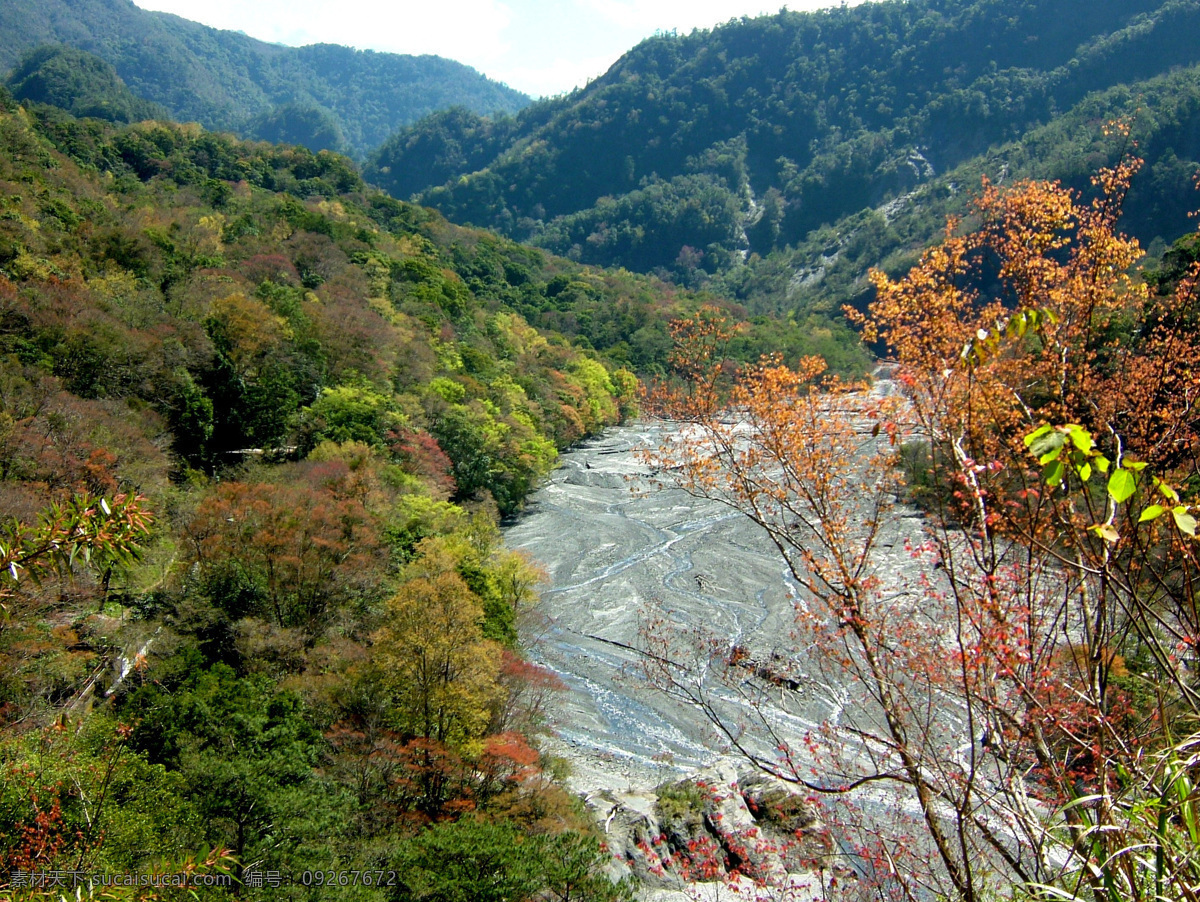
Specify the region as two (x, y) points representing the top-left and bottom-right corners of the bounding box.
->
(2, 2), (1199, 893)
(5, 44), (169, 124)
(0, 90), (649, 894)
(0, 0), (530, 157)
(367, 0), (1200, 305)
(724, 64), (1200, 316)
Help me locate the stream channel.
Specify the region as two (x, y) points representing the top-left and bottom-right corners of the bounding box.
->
(503, 418), (930, 799)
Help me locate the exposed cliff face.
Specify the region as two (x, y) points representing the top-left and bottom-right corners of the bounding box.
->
(590, 762), (839, 900)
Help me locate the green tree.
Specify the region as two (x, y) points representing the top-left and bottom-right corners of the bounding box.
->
(124, 665), (342, 877)
(393, 821), (631, 902)
(392, 819), (541, 902)
(300, 378), (405, 450)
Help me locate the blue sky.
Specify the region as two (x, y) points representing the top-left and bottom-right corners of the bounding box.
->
(132, 0), (861, 98)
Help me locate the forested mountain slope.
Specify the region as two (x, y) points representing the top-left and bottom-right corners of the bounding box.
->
(0, 0), (529, 157)
(727, 64), (1200, 316)
(5, 45), (170, 125)
(368, 0), (1200, 305)
(0, 91), (653, 893)
(0, 59), (880, 889)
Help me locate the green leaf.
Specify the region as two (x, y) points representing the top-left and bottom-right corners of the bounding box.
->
(1031, 431), (1066, 463)
(1043, 459), (1065, 487)
(1077, 463), (1092, 484)
(1024, 424), (1053, 448)
(1094, 455), (1110, 475)
(1173, 508), (1198, 537)
(1090, 523), (1120, 543)
(1139, 504), (1166, 523)
(1107, 469), (1136, 504)
(1066, 425), (1094, 454)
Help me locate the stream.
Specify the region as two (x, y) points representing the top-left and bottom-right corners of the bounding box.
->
(504, 419), (931, 798)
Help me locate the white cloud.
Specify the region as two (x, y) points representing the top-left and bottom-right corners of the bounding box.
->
(577, 0), (787, 34)
(501, 53), (620, 98)
(133, 0), (867, 97)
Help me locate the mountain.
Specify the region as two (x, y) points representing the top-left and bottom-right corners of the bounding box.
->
(720, 63), (1200, 317)
(5, 44), (169, 124)
(0, 95), (637, 891)
(366, 0), (1200, 309)
(0, 0), (530, 157)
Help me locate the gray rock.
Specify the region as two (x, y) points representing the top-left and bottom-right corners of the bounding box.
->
(588, 762), (832, 898)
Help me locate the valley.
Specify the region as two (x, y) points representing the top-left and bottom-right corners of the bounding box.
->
(1, 0), (1199, 899)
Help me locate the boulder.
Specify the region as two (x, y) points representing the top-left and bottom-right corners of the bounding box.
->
(585, 760), (834, 899)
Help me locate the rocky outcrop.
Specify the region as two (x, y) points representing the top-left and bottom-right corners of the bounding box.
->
(588, 762), (837, 900)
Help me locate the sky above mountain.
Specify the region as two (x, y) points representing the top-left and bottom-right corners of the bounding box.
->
(132, 0), (862, 98)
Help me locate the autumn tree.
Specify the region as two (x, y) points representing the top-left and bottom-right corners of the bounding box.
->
(642, 152), (1200, 901)
(0, 493), (153, 716)
(373, 537), (503, 749)
(1, 493), (152, 610)
(185, 478), (380, 640)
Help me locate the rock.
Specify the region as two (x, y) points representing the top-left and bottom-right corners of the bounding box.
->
(702, 762), (788, 883)
(739, 770), (831, 871)
(587, 761), (831, 899)
(643, 873), (828, 902)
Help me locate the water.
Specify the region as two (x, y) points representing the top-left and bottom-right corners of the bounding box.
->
(505, 409), (1025, 900)
(505, 423), (859, 793)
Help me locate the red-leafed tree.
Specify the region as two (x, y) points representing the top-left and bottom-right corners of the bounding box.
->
(186, 479), (381, 639)
(389, 427), (457, 500)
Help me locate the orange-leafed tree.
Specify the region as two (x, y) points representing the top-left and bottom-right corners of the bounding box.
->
(1, 492), (153, 616)
(642, 149), (1200, 902)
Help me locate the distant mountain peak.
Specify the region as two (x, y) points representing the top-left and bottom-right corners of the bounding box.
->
(365, 0), (1200, 313)
(0, 0), (530, 158)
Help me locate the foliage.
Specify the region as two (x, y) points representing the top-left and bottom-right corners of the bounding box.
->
(249, 103), (347, 156)
(373, 538), (503, 748)
(393, 819), (631, 902)
(185, 477), (383, 639)
(371, 0), (1200, 301)
(125, 664), (339, 874)
(0, 104), (646, 508)
(0, 100), (638, 899)
(1, 493), (152, 596)
(642, 157), (1200, 900)
(0, 0), (529, 158)
(301, 379), (407, 450)
(6, 45), (168, 125)
(0, 716), (239, 901)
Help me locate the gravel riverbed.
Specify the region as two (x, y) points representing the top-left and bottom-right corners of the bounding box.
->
(504, 421), (928, 797)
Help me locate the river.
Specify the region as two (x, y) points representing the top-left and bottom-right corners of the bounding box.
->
(504, 419), (929, 798)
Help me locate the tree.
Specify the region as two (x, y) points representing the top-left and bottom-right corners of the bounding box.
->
(373, 538), (502, 750)
(642, 154), (1200, 901)
(0, 716), (235, 898)
(0, 492), (152, 617)
(392, 819), (632, 902)
(124, 664), (337, 881)
(186, 479), (380, 639)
